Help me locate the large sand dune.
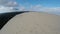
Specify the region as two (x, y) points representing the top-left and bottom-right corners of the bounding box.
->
(0, 12), (60, 34)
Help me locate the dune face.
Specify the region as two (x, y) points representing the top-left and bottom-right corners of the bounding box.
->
(0, 12), (60, 34)
(0, 11), (29, 30)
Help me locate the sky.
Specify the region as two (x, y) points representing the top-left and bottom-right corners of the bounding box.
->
(0, 0), (60, 15)
(16, 0), (60, 7)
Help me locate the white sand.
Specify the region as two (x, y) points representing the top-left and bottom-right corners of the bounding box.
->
(0, 12), (60, 34)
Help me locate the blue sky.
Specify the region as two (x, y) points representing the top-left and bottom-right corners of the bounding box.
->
(0, 0), (60, 15)
(16, 0), (60, 7)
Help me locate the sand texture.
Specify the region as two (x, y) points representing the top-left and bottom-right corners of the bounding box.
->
(0, 12), (60, 34)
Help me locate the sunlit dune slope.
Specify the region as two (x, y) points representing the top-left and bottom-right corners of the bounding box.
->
(0, 12), (60, 34)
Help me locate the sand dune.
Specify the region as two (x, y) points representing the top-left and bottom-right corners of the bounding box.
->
(0, 12), (60, 34)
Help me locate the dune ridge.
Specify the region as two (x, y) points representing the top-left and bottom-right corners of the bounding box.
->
(0, 12), (60, 34)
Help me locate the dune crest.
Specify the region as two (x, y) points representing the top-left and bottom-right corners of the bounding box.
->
(0, 12), (60, 34)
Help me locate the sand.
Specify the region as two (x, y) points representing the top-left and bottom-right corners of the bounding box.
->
(0, 12), (60, 34)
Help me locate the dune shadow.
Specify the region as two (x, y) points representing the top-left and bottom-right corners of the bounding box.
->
(0, 11), (29, 30)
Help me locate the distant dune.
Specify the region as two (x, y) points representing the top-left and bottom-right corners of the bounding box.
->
(0, 12), (60, 34)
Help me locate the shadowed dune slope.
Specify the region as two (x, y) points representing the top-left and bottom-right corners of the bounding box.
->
(0, 12), (60, 34)
(0, 11), (29, 30)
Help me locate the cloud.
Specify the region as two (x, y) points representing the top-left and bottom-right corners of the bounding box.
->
(18, 4), (60, 15)
(0, 0), (19, 13)
(18, 4), (60, 12)
(28, 5), (60, 12)
(29, 5), (43, 11)
(0, 0), (9, 5)
(27, 5), (60, 15)
(0, 6), (13, 13)
(5, 1), (18, 7)
(0, 0), (15, 5)
(19, 6), (26, 11)
(0, 0), (18, 7)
